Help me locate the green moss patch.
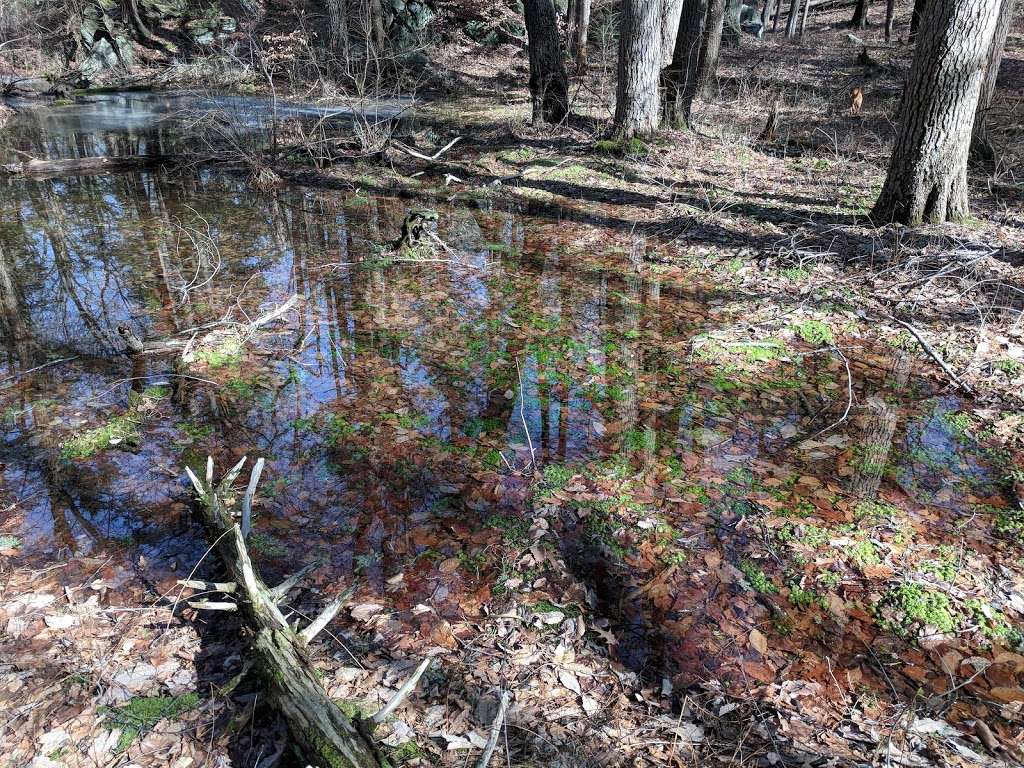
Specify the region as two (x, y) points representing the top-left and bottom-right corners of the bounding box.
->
(102, 693), (199, 753)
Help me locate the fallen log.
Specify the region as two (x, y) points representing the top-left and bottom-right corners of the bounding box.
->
(185, 457), (382, 768)
(0, 154), (174, 177)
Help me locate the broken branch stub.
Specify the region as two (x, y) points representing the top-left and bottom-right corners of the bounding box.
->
(186, 457), (381, 768)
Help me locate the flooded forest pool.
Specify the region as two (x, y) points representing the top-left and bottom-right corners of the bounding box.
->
(2, 93), (1022, 750)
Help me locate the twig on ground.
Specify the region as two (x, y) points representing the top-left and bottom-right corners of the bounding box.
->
(889, 316), (976, 395)
(476, 691), (511, 768)
(369, 657), (432, 726)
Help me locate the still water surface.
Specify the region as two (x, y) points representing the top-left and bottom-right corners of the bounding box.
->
(0, 93), (999, 673)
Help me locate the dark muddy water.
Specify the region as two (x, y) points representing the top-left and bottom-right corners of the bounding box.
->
(0, 94), (1003, 673)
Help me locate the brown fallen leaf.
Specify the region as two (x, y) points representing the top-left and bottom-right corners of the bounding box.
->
(749, 628), (768, 655)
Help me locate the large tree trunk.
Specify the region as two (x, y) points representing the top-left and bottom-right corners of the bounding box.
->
(569, 0), (592, 69)
(884, 0), (896, 39)
(785, 0), (801, 38)
(970, 0), (1016, 164)
(368, 0), (386, 51)
(910, 0), (927, 37)
(325, 0), (350, 68)
(849, 0), (868, 28)
(523, 0), (569, 123)
(872, 0), (1001, 225)
(663, 0), (705, 129)
(695, 0), (726, 97)
(722, 0), (742, 45)
(660, 0), (687, 66)
(614, 0), (663, 137)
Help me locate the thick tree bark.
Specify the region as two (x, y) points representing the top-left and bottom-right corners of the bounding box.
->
(872, 0), (1001, 225)
(885, 0), (896, 39)
(569, 0), (592, 68)
(772, 0), (783, 29)
(325, 0), (351, 66)
(850, 0), (869, 28)
(663, 0), (705, 129)
(368, 0), (386, 51)
(614, 0), (663, 137)
(660, 0), (687, 66)
(800, 0), (811, 34)
(523, 0), (569, 123)
(910, 0), (927, 37)
(970, 0), (1016, 164)
(785, 0), (801, 37)
(695, 0), (726, 97)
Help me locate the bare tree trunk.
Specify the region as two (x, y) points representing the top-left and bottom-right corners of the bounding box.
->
(660, 0), (687, 66)
(663, 0), (705, 129)
(761, 0), (772, 24)
(695, 0), (726, 97)
(523, 0), (570, 123)
(772, 0), (783, 29)
(872, 0), (1001, 224)
(569, 0), (592, 69)
(614, 0), (663, 137)
(910, 0), (926, 37)
(884, 0), (896, 39)
(785, 0), (801, 37)
(850, 0), (868, 28)
(970, 0), (1016, 164)
(368, 0), (386, 50)
(800, 0), (811, 34)
(326, 0), (350, 67)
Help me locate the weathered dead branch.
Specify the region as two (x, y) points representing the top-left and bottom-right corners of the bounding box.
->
(185, 458), (382, 768)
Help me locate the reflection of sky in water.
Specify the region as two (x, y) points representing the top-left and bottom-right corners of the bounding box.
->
(0, 94), (1007, 568)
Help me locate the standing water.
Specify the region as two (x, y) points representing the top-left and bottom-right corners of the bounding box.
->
(0, 93), (1008, 698)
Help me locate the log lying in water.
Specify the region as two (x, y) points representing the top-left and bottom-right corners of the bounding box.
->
(0, 154), (174, 177)
(185, 457), (382, 768)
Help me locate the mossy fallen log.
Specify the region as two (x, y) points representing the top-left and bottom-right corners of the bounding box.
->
(186, 459), (382, 768)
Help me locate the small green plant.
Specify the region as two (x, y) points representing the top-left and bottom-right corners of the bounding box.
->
(0, 535), (21, 549)
(794, 320), (834, 346)
(593, 137), (647, 157)
(799, 525), (831, 548)
(249, 532), (288, 557)
(878, 583), (955, 638)
(498, 147), (535, 163)
(540, 463), (575, 492)
(921, 544), (958, 582)
(995, 359), (1022, 377)
(817, 569), (842, 589)
(177, 421), (214, 441)
(993, 505), (1024, 539)
(788, 583), (824, 610)
(780, 266), (810, 281)
(739, 559), (778, 594)
(532, 599), (582, 618)
(102, 694), (199, 753)
(61, 413), (141, 459)
(850, 540), (880, 568)
(486, 513), (531, 548)
(224, 376), (257, 399)
(388, 740), (425, 764)
(354, 552), (382, 573)
(194, 336), (243, 369)
(965, 599), (1022, 647)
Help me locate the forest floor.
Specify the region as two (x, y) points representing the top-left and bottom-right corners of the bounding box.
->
(3, 6), (1024, 768)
